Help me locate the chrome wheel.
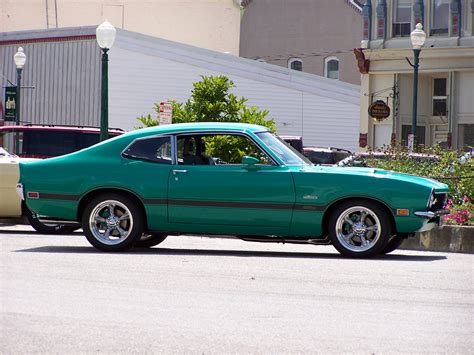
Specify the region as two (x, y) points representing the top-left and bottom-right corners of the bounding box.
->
(335, 206), (381, 253)
(88, 200), (134, 245)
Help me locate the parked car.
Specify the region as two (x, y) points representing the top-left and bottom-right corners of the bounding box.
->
(18, 123), (449, 257)
(0, 147), (79, 233)
(303, 147), (352, 165)
(280, 135), (304, 153)
(0, 124), (124, 158)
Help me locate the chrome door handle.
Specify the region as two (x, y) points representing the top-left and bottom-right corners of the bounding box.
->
(172, 169), (188, 175)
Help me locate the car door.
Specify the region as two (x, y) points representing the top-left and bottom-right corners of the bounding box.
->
(167, 132), (295, 232)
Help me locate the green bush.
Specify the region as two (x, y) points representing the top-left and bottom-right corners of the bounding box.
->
(137, 75), (275, 130)
(361, 145), (473, 225)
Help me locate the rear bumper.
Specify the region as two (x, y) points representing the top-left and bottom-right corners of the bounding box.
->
(16, 183), (24, 200)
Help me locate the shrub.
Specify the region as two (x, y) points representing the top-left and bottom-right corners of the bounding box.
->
(361, 145), (473, 225)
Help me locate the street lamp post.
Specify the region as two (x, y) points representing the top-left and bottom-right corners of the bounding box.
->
(96, 21), (116, 141)
(13, 47), (26, 153)
(408, 23), (426, 151)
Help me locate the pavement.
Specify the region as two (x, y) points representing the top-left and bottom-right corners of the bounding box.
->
(1, 225), (473, 353)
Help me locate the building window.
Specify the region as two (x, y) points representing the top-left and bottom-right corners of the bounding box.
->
(402, 125), (426, 146)
(430, 0), (450, 35)
(392, 0), (412, 37)
(458, 124), (474, 151)
(432, 78), (447, 116)
(324, 57), (339, 79)
(288, 58), (302, 71)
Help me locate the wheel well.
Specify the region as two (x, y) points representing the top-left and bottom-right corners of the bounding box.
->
(321, 197), (396, 236)
(77, 188), (148, 229)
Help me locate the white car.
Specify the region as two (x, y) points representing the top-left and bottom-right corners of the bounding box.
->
(0, 147), (79, 233)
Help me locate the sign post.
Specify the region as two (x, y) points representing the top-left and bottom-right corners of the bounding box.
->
(159, 101), (173, 125)
(4, 86), (17, 122)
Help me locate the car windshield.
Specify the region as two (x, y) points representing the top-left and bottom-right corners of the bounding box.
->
(256, 131), (312, 166)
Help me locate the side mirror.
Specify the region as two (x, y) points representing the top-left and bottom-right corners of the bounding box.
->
(242, 156), (260, 166)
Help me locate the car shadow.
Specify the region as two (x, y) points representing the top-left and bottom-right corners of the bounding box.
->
(14, 246), (447, 262)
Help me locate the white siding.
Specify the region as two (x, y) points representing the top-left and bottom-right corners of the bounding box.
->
(110, 39), (360, 152)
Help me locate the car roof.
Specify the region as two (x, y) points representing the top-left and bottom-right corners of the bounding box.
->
(129, 122), (270, 137)
(0, 124), (124, 134)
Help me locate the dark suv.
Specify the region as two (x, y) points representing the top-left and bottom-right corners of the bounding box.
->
(0, 124), (124, 158)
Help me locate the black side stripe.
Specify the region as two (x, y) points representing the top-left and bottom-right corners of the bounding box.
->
(145, 198), (326, 211)
(39, 194), (326, 212)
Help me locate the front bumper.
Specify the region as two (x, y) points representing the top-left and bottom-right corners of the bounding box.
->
(414, 209), (449, 232)
(414, 209), (449, 219)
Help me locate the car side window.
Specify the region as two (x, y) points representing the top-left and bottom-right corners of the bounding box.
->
(123, 136), (172, 164)
(176, 133), (272, 165)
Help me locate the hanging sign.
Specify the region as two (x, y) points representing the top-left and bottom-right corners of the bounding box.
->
(4, 86), (17, 122)
(368, 100), (390, 121)
(159, 101), (173, 125)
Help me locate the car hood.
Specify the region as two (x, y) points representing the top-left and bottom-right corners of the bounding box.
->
(294, 165), (449, 191)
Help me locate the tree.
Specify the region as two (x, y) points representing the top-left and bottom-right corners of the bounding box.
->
(137, 75), (275, 131)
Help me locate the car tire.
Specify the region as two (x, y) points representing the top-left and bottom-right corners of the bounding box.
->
(379, 234), (406, 255)
(82, 193), (144, 252)
(25, 207), (80, 234)
(134, 233), (167, 248)
(328, 200), (392, 258)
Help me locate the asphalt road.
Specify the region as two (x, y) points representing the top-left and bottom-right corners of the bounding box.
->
(1, 225), (473, 354)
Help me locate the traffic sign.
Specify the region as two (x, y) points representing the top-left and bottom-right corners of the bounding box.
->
(159, 101), (173, 125)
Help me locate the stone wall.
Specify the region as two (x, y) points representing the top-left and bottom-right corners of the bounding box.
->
(401, 226), (474, 253)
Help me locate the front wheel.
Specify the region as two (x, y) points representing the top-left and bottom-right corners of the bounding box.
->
(82, 193), (144, 252)
(328, 200), (392, 258)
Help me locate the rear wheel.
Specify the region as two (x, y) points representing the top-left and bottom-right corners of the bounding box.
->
(135, 233), (167, 248)
(25, 207), (79, 234)
(328, 200), (391, 258)
(82, 193), (144, 252)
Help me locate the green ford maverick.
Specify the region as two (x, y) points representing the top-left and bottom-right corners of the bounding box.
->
(17, 123), (449, 257)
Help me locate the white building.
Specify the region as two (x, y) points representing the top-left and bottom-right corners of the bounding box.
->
(1, 26), (361, 151)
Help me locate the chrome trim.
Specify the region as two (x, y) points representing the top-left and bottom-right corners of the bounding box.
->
(16, 183), (24, 200)
(38, 218), (80, 226)
(414, 209), (449, 219)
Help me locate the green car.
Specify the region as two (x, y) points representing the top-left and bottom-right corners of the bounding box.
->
(17, 123), (449, 258)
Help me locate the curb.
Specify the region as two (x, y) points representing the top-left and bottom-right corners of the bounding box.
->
(401, 225), (474, 254)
